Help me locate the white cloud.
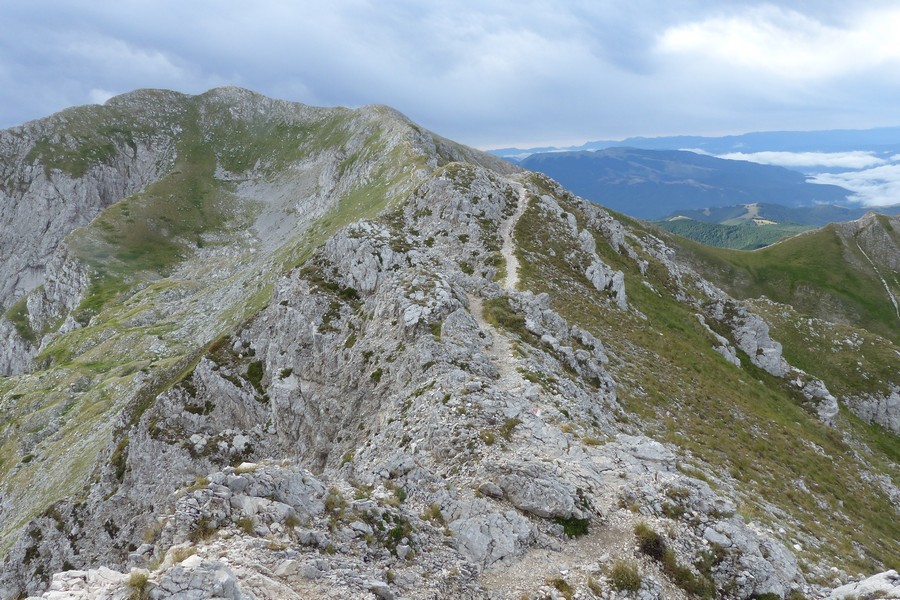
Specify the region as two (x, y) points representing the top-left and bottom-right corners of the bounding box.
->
(715, 151), (887, 169)
(87, 88), (116, 105)
(657, 5), (900, 82)
(64, 36), (186, 81)
(811, 163), (900, 206)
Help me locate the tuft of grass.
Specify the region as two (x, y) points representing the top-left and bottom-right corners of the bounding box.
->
(547, 577), (574, 600)
(127, 570), (150, 600)
(634, 522), (666, 560)
(633, 522), (714, 597)
(284, 514), (301, 529)
(555, 516), (590, 538)
(324, 488), (348, 518)
(608, 560), (642, 592)
(479, 430), (496, 445)
(235, 516), (255, 535)
(499, 417), (521, 440)
(422, 503), (444, 524)
(190, 515), (217, 542)
(170, 546), (196, 564)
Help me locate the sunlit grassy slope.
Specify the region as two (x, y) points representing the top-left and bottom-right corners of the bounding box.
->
(654, 218), (813, 250)
(669, 222), (900, 346)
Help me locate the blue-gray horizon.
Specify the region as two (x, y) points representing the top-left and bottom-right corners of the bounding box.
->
(2, 1), (900, 150)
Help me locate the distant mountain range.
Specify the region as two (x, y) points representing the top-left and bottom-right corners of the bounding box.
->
(490, 125), (900, 160)
(519, 147), (851, 219)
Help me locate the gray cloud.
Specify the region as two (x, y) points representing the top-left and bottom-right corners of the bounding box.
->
(2, 1), (899, 148)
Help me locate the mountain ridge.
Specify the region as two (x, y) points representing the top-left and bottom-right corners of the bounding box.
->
(489, 125), (900, 159)
(0, 89), (896, 599)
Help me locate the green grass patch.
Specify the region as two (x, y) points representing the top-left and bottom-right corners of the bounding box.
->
(555, 516), (590, 537)
(482, 297), (536, 343)
(3, 295), (36, 343)
(608, 560), (642, 592)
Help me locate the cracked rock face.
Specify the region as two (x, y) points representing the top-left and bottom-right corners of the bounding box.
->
(845, 386), (900, 435)
(0, 113), (174, 309)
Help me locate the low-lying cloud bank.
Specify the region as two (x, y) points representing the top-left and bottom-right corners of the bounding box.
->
(811, 164), (900, 207)
(685, 148), (900, 207)
(715, 150), (887, 170)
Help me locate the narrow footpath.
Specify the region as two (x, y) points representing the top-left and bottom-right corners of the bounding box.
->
(467, 182), (531, 392)
(501, 184), (529, 292)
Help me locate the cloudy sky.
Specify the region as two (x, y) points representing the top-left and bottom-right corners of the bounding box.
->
(2, 0), (900, 149)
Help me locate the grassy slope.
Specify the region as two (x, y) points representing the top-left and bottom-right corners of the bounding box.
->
(654, 219), (813, 250)
(669, 225), (900, 345)
(748, 299), (899, 399)
(515, 174), (899, 576)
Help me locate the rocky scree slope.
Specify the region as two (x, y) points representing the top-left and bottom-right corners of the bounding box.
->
(0, 90), (896, 599)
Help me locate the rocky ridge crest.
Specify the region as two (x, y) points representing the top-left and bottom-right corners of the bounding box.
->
(0, 90), (896, 599)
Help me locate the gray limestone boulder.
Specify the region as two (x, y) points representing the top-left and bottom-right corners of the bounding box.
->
(728, 307), (789, 377)
(828, 569), (900, 599)
(845, 386), (900, 435)
(585, 259), (627, 309)
(494, 462), (586, 520)
(449, 509), (535, 567)
(151, 556), (245, 599)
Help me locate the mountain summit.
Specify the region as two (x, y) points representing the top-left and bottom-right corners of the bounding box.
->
(0, 89), (897, 599)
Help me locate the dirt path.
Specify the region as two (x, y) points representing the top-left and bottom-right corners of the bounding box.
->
(465, 183), (532, 391)
(467, 183), (683, 598)
(501, 184), (529, 292)
(467, 293), (526, 392)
